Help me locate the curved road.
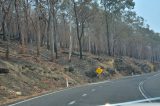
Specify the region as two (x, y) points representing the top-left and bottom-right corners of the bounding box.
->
(7, 72), (160, 106)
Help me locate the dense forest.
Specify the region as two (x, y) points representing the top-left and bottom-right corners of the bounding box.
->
(0, 0), (160, 62)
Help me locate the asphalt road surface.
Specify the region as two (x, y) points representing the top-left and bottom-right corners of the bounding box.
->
(7, 72), (160, 106)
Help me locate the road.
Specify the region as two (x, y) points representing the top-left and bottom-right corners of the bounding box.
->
(7, 72), (160, 106)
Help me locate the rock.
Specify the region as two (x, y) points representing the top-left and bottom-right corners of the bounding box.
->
(0, 86), (7, 90)
(8, 90), (15, 95)
(53, 76), (60, 81)
(0, 68), (9, 74)
(68, 80), (75, 86)
(16, 92), (22, 96)
(51, 68), (57, 71)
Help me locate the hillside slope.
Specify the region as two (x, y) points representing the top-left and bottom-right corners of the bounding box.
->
(0, 42), (157, 105)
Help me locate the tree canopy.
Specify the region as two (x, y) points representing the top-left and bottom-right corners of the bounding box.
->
(0, 0), (160, 62)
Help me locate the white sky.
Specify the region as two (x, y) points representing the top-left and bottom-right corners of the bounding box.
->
(134, 0), (160, 33)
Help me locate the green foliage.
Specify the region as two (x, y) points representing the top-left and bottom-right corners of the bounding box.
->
(38, 83), (49, 89)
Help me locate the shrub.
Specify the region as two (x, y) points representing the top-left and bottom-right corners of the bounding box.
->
(85, 70), (97, 78)
(106, 68), (116, 75)
(64, 66), (74, 72)
(68, 66), (74, 72)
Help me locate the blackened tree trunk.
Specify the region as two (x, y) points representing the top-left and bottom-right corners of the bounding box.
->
(73, 0), (83, 59)
(15, 0), (22, 44)
(104, 5), (111, 56)
(53, 15), (58, 59)
(35, 0), (41, 56)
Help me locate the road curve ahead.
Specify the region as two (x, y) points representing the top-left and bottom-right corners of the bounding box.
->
(7, 72), (160, 106)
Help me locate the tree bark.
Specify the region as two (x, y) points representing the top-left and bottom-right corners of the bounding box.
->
(69, 31), (72, 61)
(35, 0), (41, 56)
(73, 0), (83, 59)
(104, 3), (111, 56)
(24, 0), (30, 45)
(69, 1), (72, 62)
(48, 0), (55, 61)
(53, 15), (58, 59)
(15, 0), (22, 44)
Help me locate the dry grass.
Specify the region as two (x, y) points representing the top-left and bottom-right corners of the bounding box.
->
(0, 42), (157, 105)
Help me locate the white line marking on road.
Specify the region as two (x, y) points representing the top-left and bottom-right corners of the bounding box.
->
(138, 73), (160, 103)
(82, 93), (87, 97)
(134, 75), (140, 77)
(100, 97), (160, 106)
(122, 74), (141, 79)
(138, 81), (151, 102)
(68, 101), (76, 105)
(90, 81), (110, 85)
(8, 80), (110, 106)
(91, 89), (96, 92)
(9, 73), (159, 106)
(154, 74), (159, 77)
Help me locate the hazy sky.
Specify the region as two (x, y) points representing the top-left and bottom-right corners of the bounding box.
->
(134, 0), (160, 33)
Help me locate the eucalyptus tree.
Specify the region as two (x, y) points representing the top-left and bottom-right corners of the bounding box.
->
(0, 0), (14, 58)
(59, 0), (74, 61)
(100, 0), (135, 56)
(72, 0), (94, 59)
